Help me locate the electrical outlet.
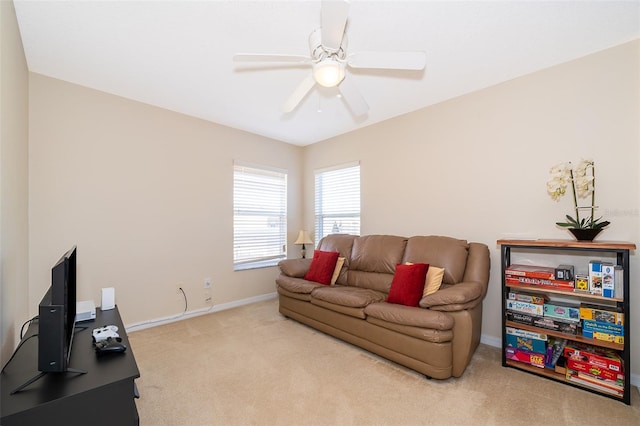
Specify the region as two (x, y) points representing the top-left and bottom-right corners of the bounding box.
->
(204, 277), (212, 289)
(204, 286), (212, 305)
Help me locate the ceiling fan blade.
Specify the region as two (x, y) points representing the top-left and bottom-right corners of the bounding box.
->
(321, 0), (350, 52)
(347, 51), (426, 70)
(234, 54), (311, 64)
(338, 77), (368, 117)
(283, 74), (316, 113)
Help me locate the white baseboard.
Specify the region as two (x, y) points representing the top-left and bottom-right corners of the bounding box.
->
(480, 333), (639, 388)
(480, 334), (502, 348)
(125, 292), (278, 333)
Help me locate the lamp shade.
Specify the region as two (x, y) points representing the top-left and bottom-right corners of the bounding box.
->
(313, 59), (345, 87)
(294, 230), (313, 245)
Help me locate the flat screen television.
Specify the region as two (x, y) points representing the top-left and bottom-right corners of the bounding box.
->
(37, 245), (77, 372)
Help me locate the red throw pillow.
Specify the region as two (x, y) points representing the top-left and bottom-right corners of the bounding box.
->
(387, 263), (429, 307)
(304, 250), (340, 285)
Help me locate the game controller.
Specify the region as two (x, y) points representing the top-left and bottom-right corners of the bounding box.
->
(94, 336), (127, 354)
(92, 325), (119, 342)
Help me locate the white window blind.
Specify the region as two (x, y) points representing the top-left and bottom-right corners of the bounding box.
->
(233, 163), (287, 270)
(315, 163), (360, 240)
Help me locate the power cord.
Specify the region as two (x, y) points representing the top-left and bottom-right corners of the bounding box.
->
(20, 315), (38, 339)
(1, 334), (38, 374)
(3, 316), (88, 374)
(128, 286), (190, 330)
(179, 287), (188, 314)
(1, 315), (40, 374)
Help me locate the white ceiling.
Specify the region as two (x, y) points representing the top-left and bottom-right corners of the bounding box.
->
(13, 1), (640, 146)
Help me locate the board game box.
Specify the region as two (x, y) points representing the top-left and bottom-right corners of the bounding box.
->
(563, 343), (623, 372)
(602, 263), (615, 298)
(505, 264), (556, 280)
(582, 319), (624, 336)
(579, 303), (624, 325)
(533, 316), (579, 335)
(589, 261), (603, 295)
(566, 358), (624, 383)
(543, 302), (580, 322)
(506, 310), (539, 326)
(505, 347), (546, 368)
(506, 299), (544, 316)
(507, 291), (546, 304)
(505, 330), (547, 354)
(581, 330), (624, 344)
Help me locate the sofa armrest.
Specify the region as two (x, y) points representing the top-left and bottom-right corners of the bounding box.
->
(419, 281), (484, 311)
(278, 258), (312, 278)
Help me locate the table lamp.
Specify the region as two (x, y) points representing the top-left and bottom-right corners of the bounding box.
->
(294, 230), (313, 259)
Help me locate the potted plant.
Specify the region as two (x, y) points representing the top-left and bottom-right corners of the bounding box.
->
(546, 159), (610, 241)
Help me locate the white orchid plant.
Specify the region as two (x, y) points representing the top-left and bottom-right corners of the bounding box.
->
(546, 159), (610, 230)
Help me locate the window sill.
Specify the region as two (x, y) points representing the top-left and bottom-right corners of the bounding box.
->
(234, 258), (283, 271)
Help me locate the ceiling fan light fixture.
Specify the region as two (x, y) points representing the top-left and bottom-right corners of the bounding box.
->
(313, 59), (345, 87)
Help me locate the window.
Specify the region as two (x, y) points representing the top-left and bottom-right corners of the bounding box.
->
(315, 162), (360, 240)
(233, 162), (287, 270)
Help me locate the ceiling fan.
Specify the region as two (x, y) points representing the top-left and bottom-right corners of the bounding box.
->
(233, 0), (426, 116)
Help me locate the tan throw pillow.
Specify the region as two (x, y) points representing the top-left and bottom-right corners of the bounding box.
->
(330, 257), (345, 285)
(423, 266), (445, 296)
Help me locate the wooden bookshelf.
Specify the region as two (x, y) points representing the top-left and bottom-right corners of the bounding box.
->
(498, 239), (634, 405)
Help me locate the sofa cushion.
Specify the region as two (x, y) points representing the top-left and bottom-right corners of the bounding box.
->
(386, 263), (428, 307)
(406, 262), (445, 297)
(350, 235), (407, 275)
(311, 285), (386, 308)
(278, 258), (312, 278)
(317, 234), (358, 284)
(304, 250), (340, 285)
(330, 257), (346, 285)
(347, 235), (408, 292)
(366, 317), (454, 343)
(344, 270), (395, 294)
(365, 302), (454, 330)
(403, 236), (469, 284)
(310, 299), (368, 319)
(276, 276), (324, 295)
(277, 286), (313, 302)
(419, 281), (485, 311)
(424, 266), (445, 296)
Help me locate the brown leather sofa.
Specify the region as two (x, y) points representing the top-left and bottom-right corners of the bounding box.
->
(276, 234), (491, 379)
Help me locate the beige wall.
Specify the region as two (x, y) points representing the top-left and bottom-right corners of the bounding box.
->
(0, 0), (30, 365)
(28, 74), (303, 325)
(304, 40), (640, 376)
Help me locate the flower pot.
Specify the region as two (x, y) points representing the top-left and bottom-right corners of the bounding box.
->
(568, 228), (602, 242)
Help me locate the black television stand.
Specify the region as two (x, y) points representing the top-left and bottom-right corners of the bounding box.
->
(10, 367), (87, 395)
(1, 306), (140, 425)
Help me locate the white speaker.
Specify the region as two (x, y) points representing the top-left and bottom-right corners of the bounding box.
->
(101, 287), (115, 311)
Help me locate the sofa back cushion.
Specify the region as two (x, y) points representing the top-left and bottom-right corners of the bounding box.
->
(347, 235), (408, 292)
(317, 234), (358, 285)
(402, 236), (469, 284)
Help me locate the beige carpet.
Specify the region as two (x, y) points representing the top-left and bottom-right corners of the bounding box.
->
(128, 298), (640, 425)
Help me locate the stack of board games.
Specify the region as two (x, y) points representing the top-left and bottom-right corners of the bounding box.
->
(564, 342), (624, 396)
(580, 303), (624, 344)
(588, 261), (622, 298)
(505, 264), (574, 291)
(506, 291), (579, 335)
(505, 326), (547, 368)
(504, 325), (567, 370)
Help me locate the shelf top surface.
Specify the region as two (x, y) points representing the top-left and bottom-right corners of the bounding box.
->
(497, 239), (636, 250)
